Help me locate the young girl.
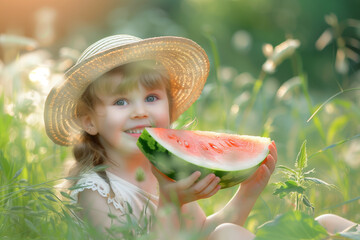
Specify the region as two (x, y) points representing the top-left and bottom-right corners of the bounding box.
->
(44, 35), (354, 239)
(44, 34), (277, 239)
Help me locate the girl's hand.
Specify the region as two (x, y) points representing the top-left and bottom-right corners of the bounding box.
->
(239, 140), (277, 198)
(152, 166), (221, 206)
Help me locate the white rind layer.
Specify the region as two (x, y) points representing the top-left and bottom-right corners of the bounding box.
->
(146, 128), (270, 171)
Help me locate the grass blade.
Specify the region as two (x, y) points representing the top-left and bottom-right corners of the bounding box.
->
(324, 196), (360, 210)
(304, 177), (336, 188)
(307, 88), (360, 122)
(309, 133), (360, 159)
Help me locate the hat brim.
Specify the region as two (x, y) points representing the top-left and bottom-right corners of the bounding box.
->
(44, 36), (210, 146)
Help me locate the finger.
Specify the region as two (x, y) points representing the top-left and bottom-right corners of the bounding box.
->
(242, 165), (259, 184)
(176, 171), (201, 189)
(264, 155), (276, 174)
(192, 173), (216, 194)
(244, 161), (269, 185)
(272, 140), (277, 151)
(151, 165), (164, 181)
(259, 163), (272, 183)
(269, 142), (278, 163)
(151, 165), (174, 184)
(269, 141), (276, 155)
(252, 163), (271, 184)
(197, 176), (221, 196)
(202, 184), (221, 199)
(271, 141), (278, 160)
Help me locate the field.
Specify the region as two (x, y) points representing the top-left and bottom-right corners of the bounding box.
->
(1, 1), (359, 239)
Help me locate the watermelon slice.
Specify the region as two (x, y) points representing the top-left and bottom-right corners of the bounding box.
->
(137, 128), (271, 188)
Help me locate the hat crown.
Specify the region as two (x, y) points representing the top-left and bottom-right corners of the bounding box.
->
(45, 35), (209, 146)
(76, 34), (142, 64)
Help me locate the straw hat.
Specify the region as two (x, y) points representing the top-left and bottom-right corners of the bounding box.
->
(44, 35), (210, 146)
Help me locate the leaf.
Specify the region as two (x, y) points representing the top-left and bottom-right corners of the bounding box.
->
(41, 202), (57, 212)
(135, 167), (145, 182)
(11, 168), (23, 181)
(273, 181), (305, 198)
(309, 133), (360, 159)
(0, 150), (11, 180)
(277, 165), (297, 175)
(304, 168), (315, 175)
(325, 196), (360, 210)
(327, 116), (349, 144)
(126, 201), (133, 215)
(337, 225), (360, 240)
(63, 203), (81, 210)
(295, 140), (308, 171)
(68, 184), (88, 191)
(255, 211), (328, 240)
(24, 218), (40, 234)
(64, 176), (81, 180)
(60, 191), (75, 201)
(304, 177), (336, 188)
(108, 213), (118, 219)
(45, 194), (57, 202)
(302, 195), (314, 211)
(92, 165), (109, 172)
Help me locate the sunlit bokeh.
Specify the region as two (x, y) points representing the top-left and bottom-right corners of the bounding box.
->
(1, 0), (359, 238)
(29, 66), (50, 86)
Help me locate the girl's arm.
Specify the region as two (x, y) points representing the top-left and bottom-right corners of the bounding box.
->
(153, 141), (277, 235)
(203, 141), (277, 230)
(152, 167), (220, 235)
(77, 189), (124, 230)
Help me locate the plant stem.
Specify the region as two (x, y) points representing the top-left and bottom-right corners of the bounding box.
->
(307, 88), (360, 122)
(238, 70), (267, 133)
(205, 34), (230, 129)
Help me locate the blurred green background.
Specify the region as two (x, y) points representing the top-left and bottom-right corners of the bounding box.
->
(1, 0), (359, 239)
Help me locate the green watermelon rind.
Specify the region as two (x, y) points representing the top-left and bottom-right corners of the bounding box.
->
(137, 128), (269, 189)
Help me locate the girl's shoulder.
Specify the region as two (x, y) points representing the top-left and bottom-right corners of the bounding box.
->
(70, 171), (125, 210)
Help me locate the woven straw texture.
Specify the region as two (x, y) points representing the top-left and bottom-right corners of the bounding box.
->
(44, 35), (209, 146)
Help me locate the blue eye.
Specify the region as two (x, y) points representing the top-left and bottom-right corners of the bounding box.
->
(114, 99), (128, 106)
(145, 95), (158, 102)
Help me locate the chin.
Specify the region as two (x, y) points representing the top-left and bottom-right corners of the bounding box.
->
(118, 140), (140, 154)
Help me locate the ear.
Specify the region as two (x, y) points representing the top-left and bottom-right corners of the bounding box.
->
(80, 114), (98, 136)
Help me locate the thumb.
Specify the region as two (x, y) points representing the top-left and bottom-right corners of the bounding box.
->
(151, 165), (174, 184)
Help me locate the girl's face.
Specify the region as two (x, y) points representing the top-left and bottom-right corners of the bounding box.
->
(86, 72), (171, 155)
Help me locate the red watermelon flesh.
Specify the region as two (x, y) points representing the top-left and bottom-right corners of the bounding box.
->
(137, 128), (271, 188)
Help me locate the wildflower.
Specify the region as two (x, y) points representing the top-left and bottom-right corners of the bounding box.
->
(315, 14), (360, 75)
(232, 30), (252, 52)
(135, 167), (146, 182)
(29, 66), (51, 86)
(276, 76), (302, 100)
(262, 39), (301, 74)
(0, 34), (38, 50)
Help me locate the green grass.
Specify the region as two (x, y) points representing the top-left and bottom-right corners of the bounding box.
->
(1, 15), (360, 239)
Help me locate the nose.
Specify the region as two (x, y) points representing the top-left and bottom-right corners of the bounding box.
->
(130, 101), (148, 119)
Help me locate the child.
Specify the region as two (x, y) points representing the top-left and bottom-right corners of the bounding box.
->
(44, 34), (276, 239)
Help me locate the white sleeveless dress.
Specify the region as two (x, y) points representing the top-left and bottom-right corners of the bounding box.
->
(70, 171), (158, 224)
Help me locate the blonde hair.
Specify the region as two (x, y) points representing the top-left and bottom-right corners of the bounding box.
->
(66, 61), (171, 187)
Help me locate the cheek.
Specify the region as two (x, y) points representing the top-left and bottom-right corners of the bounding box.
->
(99, 114), (126, 137)
(151, 101), (170, 128)
(158, 112), (170, 127)
(155, 104), (171, 127)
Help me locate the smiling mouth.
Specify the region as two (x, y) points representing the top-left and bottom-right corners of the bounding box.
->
(125, 125), (152, 135)
(125, 129), (144, 134)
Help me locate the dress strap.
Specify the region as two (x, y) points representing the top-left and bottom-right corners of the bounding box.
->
(70, 171), (125, 211)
